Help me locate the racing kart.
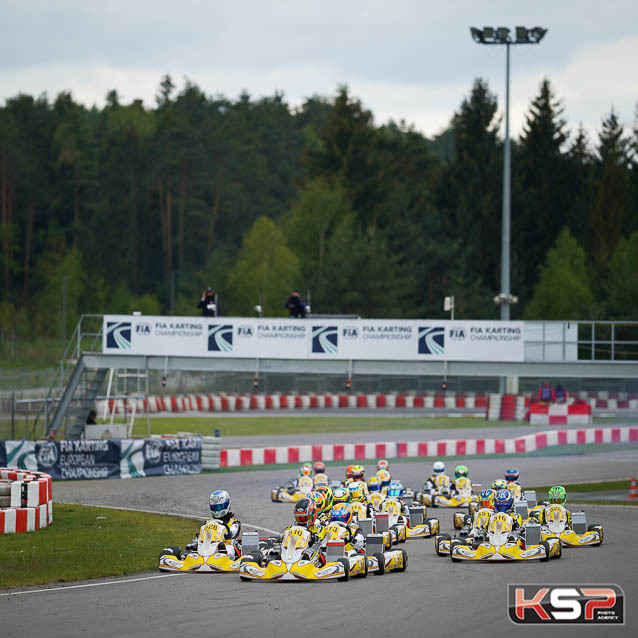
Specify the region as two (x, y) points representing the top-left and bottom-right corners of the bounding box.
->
(238, 525), (350, 581)
(444, 512), (562, 562)
(540, 504), (604, 547)
(159, 519), (243, 573)
(271, 475), (314, 503)
(417, 476), (480, 509)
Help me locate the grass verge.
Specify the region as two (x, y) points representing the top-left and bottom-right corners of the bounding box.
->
(526, 479), (632, 493)
(0, 504), (197, 589)
(130, 415), (515, 438)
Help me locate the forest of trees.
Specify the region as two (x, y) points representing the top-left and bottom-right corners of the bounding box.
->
(0, 75), (637, 351)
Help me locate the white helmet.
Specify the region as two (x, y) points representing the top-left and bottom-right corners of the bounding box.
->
(209, 490), (230, 518)
(433, 461), (445, 474)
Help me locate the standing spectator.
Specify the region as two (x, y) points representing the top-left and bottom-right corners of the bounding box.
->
(554, 384), (567, 403)
(285, 291), (307, 318)
(198, 287), (218, 317)
(537, 381), (556, 403)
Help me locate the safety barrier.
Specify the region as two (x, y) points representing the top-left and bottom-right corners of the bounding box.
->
(96, 392), (488, 415)
(0, 468), (53, 534)
(218, 426), (638, 468)
(528, 402), (592, 425)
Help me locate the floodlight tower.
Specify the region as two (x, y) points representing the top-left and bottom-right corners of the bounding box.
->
(469, 26), (547, 320)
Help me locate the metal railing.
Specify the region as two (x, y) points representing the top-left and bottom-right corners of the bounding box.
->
(29, 315), (104, 439)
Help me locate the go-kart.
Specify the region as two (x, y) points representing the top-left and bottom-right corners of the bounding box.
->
(271, 475), (314, 503)
(445, 512), (562, 562)
(321, 521), (371, 577)
(417, 476), (480, 509)
(437, 508), (492, 555)
(540, 504), (604, 547)
(238, 525), (349, 581)
(159, 519), (243, 573)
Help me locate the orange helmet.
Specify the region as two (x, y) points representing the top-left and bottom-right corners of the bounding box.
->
(345, 464), (355, 480)
(313, 461), (326, 474)
(294, 498), (317, 527)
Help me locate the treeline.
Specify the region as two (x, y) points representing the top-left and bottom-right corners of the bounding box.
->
(0, 75), (637, 347)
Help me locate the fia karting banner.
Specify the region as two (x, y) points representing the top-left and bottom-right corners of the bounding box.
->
(103, 315), (525, 362)
(0, 437), (202, 480)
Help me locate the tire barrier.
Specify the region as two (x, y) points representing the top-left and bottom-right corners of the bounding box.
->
(96, 392), (488, 416)
(0, 468), (53, 534)
(95, 391), (638, 417)
(218, 426), (638, 468)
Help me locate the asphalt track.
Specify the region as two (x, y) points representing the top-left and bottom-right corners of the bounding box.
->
(3, 450), (638, 638)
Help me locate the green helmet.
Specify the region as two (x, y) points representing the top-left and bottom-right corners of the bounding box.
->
(492, 479), (508, 490)
(548, 485), (566, 505)
(455, 465), (469, 479)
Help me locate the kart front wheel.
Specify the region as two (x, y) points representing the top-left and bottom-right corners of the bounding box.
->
(337, 558), (350, 582)
(397, 549), (408, 572)
(540, 541), (551, 562)
(159, 546), (183, 561)
(435, 533), (450, 556)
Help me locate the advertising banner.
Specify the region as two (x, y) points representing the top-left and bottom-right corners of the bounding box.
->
(0, 437), (202, 480)
(103, 315), (525, 362)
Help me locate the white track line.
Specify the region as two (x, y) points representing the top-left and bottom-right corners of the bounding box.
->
(0, 573), (186, 597)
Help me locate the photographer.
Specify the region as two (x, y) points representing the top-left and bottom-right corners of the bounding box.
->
(198, 287), (219, 317)
(285, 291), (307, 318)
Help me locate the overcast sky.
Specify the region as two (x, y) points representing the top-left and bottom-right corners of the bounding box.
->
(2, 0), (637, 141)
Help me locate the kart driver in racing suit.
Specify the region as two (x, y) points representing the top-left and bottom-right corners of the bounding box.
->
(276, 498), (326, 564)
(328, 503), (366, 553)
(424, 461), (450, 491)
(186, 490), (241, 558)
(459, 489), (495, 539)
(534, 486), (573, 527)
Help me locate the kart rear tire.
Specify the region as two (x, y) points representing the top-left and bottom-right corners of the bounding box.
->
(588, 524), (604, 545)
(354, 554), (369, 578)
(337, 557), (350, 582)
(468, 502), (478, 516)
(159, 546), (183, 561)
(397, 549), (408, 572)
(373, 552), (385, 575)
(540, 541), (551, 562)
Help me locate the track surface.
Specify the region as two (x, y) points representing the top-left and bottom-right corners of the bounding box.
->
(3, 450), (638, 637)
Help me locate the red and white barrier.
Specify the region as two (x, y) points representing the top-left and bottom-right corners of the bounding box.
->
(0, 468), (53, 534)
(528, 401), (592, 425)
(218, 426), (638, 468)
(96, 392), (490, 416)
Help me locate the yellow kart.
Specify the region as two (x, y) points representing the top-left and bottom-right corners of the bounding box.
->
(541, 504), (604, 547)
(419, 477), (480, 509)
(271, 475), (314, 503)
(448, 513), (562, 562)
(321, 521), (371, 577)
(239, 525), (349, 582)
(159, 520), (242, 573)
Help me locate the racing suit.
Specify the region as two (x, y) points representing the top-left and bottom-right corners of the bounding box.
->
(536, 506), (572, 527)
(425, 474), (452, 493)
(186, 512), (241, 558)
(278, 521), (326, 563)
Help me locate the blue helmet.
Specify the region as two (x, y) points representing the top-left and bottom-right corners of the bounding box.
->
(504, 467), (520, 482)
(209, 490), (230, 518)
(387, 481), (404, 498)
(493, 489), (513, 513)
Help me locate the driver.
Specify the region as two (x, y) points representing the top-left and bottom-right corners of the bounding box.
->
(536, 486), (572, 527)
(450, 464), (470, 495)
(377, 459), (389, 472)
(425, 461), (448, 491)
(277, 498), (325, 563)
(504, 467), (520, 484)
(493, 489), (522, 532)
(328, 503), (366, 553)
(186, 490), (241, 557)
(313, 461), (326, 475)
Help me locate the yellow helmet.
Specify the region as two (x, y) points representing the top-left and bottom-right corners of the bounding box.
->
(376, 469), (391, 487)
(348, 481), (366, 503)
(332, 486), (349, 504)
(367, 476), (382, 492)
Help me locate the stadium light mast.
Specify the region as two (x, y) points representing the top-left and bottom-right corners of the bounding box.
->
(470, 26), (547, 321)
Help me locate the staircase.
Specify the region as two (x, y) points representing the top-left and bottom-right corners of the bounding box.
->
(64, 367), (109, 439)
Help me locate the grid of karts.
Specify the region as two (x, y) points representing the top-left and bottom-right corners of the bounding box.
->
(159, 463), (604, 581)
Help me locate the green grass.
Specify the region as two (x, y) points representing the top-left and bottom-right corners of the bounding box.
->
(527, 479), (633, 494)
(0, 504), (198, 589)
(130, 415), (514, 438)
